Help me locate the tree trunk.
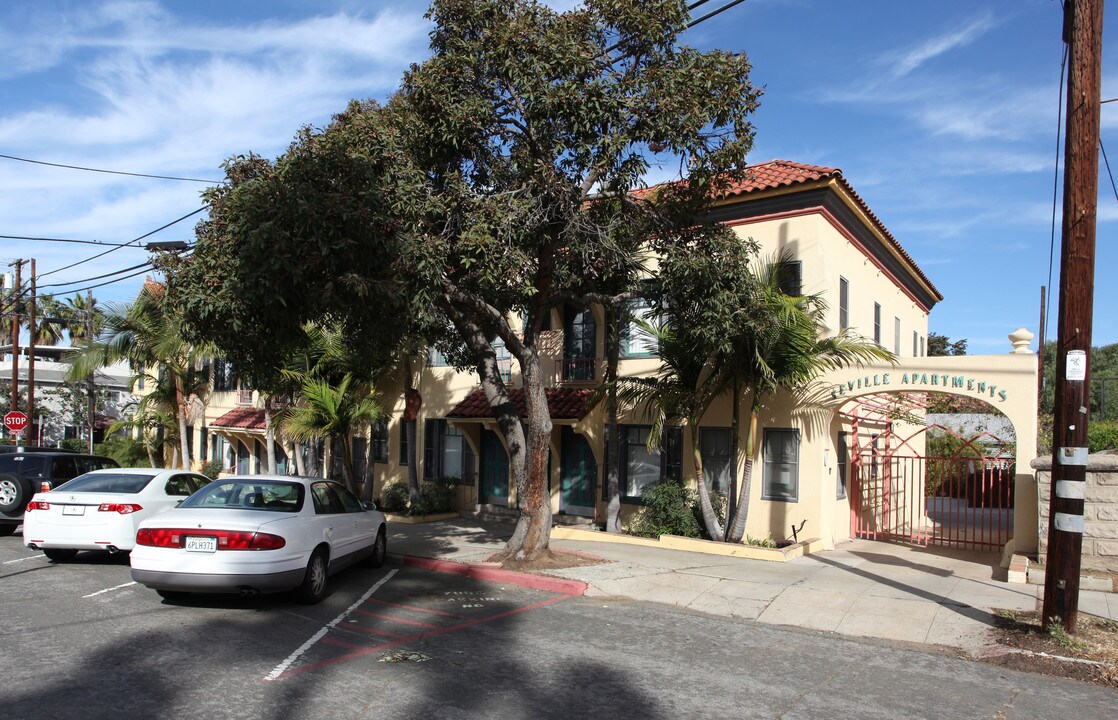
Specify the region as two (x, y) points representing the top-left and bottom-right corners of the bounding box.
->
(406, 419), (419, 504)
(604, 302), (622, 533)
(264, 401), (277, 474)
(362, 431), (374, 502)
(727, 406), (759, 543)
(339, 435), (357, 495)
(287, 437), (302, 476)
(177, 401), (190, 470)
(724, 377), (741, 541)
(691, 428), (723, 540)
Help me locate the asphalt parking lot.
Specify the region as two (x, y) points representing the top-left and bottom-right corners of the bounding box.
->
(0, 529), (582, 720)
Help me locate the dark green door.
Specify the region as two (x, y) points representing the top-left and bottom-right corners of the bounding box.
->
(560, 427), (596, 516)
(479, 429), (509, 506)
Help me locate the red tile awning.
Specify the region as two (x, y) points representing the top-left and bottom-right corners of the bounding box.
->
(447, 387), (597, 421)
(211, 407), (267, 430)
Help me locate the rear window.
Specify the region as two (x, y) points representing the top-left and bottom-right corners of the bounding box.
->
(180, 479), (304, 513)
(55, 473), (156, 494)
(0, 456), (50, 478)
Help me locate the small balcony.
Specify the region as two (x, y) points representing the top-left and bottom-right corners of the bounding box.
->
(559, 357), (599, 384)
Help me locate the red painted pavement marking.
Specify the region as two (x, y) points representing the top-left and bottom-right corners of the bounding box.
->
(347, 624), (414, 640)
(403, 556), (588, 596)
(366, 596), (465, 618)
(272, 593), (573, 681)
(322, 636), (368, 652)
(354, 607), (441, 629)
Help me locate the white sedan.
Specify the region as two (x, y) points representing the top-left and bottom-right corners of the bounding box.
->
(23, 468), (211, 561)
(130, 475), (387, 604)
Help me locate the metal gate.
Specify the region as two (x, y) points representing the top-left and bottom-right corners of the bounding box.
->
(850, 425), (1015, 551)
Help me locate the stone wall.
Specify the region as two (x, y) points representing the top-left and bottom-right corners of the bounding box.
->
(1033, 453), (1118, 573)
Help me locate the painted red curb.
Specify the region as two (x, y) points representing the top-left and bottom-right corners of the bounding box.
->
(402, 555), (588, 596)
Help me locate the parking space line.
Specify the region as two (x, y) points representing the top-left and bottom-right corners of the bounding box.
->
(353, 607), (440, 629)
(83, 581), (137, 598)
(272, 593), (573, 681)
(3, 555), (43, 565)
(263, 569), (398, 683)
(322, 636), (368, 652)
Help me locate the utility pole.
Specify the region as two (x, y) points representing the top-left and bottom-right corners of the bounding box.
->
(1042, 0), (1104, 634)
(1037, 285), (1047, 411)
(8, 259), (24, 413)
(27, 259), (36, 442)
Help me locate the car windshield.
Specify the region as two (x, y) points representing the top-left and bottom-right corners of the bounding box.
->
(179, 480), (304, 513)
(54, 472), (156, 494)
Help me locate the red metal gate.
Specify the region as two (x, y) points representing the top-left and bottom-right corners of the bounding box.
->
(850, 425), (1015, 551)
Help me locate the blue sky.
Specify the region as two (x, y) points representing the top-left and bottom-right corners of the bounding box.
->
(1, 0), (1115, 352)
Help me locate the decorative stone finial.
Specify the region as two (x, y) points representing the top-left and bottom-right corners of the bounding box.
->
(1009, 327), (1034, 354)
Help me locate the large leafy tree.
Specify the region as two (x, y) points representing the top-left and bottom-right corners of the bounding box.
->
(162, 0), (760, 561)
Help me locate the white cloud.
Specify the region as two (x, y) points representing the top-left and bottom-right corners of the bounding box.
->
(881, 12), (998, 80)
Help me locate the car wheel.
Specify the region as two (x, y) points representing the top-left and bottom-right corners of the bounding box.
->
(0, 473), (30, 514)
(295, 549), (329, 605)
(363, 527), (387, 569)
(43, 548), (79, 562)
(0, 524), (16, 537)
(156, 590), (189, 601)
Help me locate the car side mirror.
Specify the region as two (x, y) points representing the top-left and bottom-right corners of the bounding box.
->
(363, 501), (377, 512)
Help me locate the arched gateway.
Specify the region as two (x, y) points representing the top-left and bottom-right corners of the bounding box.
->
(825, 330), (1039, 558)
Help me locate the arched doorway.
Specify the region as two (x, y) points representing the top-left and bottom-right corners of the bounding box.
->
(825, 349), (1039, 555)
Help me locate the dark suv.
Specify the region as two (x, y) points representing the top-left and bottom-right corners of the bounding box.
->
(0, 452), (120, 535)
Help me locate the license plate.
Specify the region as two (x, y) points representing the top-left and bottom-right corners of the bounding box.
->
(185, 536), (217, 552)
(62, 505), (85, 516)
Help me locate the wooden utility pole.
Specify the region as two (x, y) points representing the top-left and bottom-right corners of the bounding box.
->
(8, 259), (24, 413)
(86, 290), (95, 453)
(27, 259), (36, 443)
(1042, 0), (1104, 633)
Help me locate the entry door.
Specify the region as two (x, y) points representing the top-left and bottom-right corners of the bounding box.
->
(479, 429), (509, 506)
(560, 427), (596, 516)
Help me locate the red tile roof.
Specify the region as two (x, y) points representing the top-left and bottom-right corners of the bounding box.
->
(211, 407), (266, 430)
(447, 387), (597, 420)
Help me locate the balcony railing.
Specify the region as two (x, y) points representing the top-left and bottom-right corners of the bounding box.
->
(559, 357), (598, 384)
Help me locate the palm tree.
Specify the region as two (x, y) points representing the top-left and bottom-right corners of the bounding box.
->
(67, 284), (211, 469)
(282, 374), (384, 497)
(721, 252), (896, 542)
(612, 318), (730, 540)
(31, 295), (67, 346)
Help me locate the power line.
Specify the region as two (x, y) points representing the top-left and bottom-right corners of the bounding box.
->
(36, 206), (207, 279)
(0, 152), (222, 184)
(0, 234), (141, 247)
(55, 266), (158, 295)
(687, 0), (747, 28)
(1045, 43), (1068, 343)
(38, 262), (154, 290)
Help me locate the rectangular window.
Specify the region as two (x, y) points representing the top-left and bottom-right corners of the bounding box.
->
(423, 419), (469, 480)
(399, 419), (410, 466)
(778, 260), (802, 297)
(621, 299), (658, 358)
(762, 428), (800, 502)
(199, 427), (208, 462)
(352, 437), (368, 481)
(839, 277), (849, 331)
(372, 418), (389, 463)
(700, 428), (732, 495)
(426, 347), (449, 367)
(894, 317), (901, 355)
(913, 330), (918, 358)
(493, 339), (512, 382)
(662, 426), (683, 484)
(836, 432), (848, 499)
(212, 358), (238, 392)
(620, 426), (661, 501)
(873, 303), (882, 345)
(920, 336), (925, 357)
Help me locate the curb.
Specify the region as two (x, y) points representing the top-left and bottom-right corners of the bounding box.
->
(400, 555), (589, 596)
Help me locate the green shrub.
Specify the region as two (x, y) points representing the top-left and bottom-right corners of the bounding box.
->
(200, 461), (223, 480)
(628, 480), (702, 539)
(380, 482), (410, 513)
(95, 437), (150, 467)
(59, 437), (87, 452)
(410, 476), (458, 515)
(1088, 420), (1118, 452)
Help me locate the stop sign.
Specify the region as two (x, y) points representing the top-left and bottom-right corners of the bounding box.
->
(4, 411), (28, 436)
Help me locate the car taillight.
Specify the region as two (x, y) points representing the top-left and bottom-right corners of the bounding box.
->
(26, 501), (49, 511)
(98, 503), (143, 514)
(135, 528), (285, 550)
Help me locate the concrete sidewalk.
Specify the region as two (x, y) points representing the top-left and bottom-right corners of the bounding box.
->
(387, 517), (1118, 653)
